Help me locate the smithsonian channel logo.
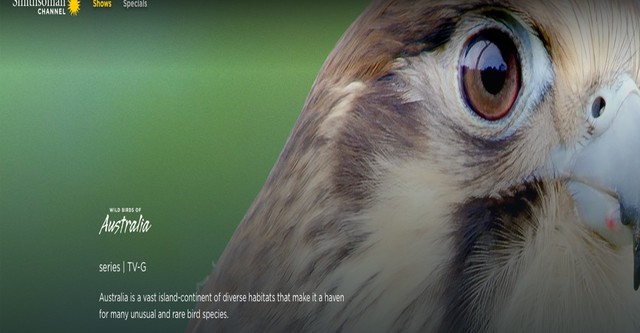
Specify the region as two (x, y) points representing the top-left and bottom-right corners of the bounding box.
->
(12, 0), (80, 16)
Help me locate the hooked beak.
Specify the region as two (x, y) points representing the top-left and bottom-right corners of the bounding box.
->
(553, 74), (640, 290)
(621, 204), (640, 290)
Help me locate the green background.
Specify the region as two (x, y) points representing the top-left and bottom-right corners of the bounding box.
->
(0, 1), (368, 332)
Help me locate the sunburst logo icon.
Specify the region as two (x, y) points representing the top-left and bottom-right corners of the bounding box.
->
(68, 0), (80, 16)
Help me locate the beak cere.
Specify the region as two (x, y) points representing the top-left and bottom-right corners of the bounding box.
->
(560, 74), (640, 290)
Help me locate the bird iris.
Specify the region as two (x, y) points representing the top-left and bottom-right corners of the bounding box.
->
(460, 28), (521, 120)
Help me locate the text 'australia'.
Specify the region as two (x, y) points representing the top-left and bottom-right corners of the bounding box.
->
(99, 214), (152, 235)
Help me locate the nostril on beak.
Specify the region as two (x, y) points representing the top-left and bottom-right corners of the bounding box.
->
(591, 96), (606, 118)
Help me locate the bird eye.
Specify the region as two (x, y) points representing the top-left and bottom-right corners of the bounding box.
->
(460, 29), (521, 120)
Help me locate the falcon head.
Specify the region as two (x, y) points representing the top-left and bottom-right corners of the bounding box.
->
(189, 0), (640, 332)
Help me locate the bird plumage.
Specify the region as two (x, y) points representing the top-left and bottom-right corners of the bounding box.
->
(188, 0), (640, 332)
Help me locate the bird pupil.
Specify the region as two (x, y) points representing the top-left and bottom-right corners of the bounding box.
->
(479, 43), (507, 95)
(481, 63), (506, 95)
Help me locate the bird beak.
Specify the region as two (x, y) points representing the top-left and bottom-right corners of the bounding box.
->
(552, 74), (640, 290)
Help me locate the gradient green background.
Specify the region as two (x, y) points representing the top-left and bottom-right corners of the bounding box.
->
(0, 1), (369, 331)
